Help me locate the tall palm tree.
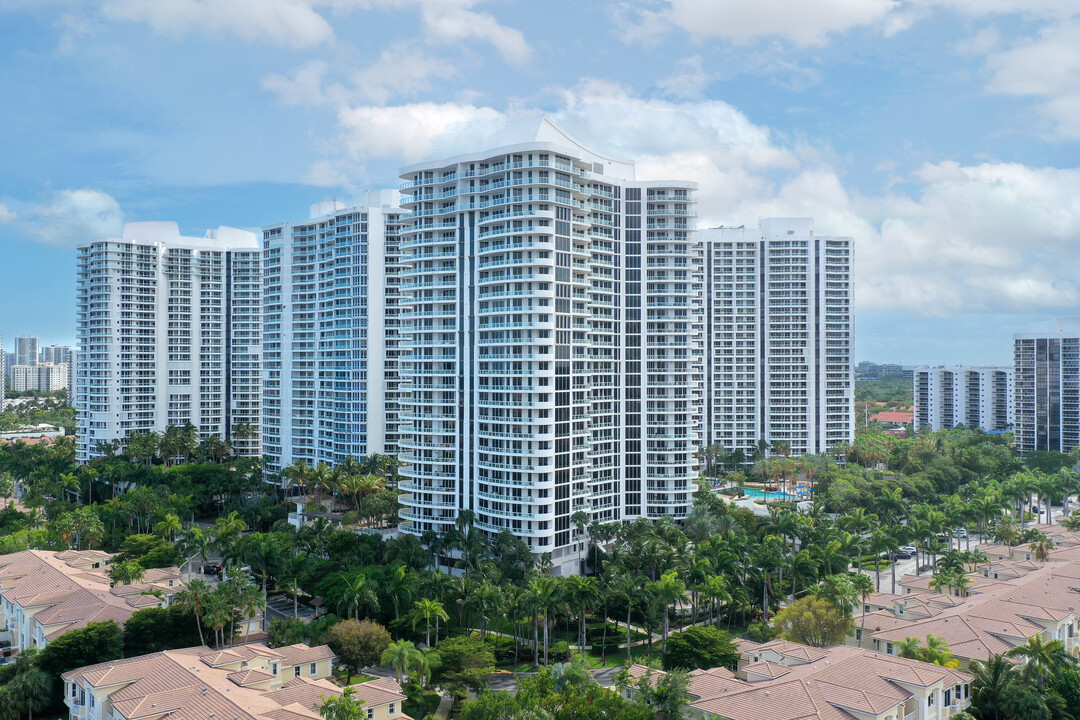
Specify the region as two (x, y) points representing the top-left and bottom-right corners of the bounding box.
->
(238, 583), (266, 645)
(337, 572), (379, 621)
(411, 597), (449, 648)
(850, 572), (875, 648)
(969, 653), (1022, 720)
(564, 575), (599, 658)
(177, 579), (213, 646)
(1006, 633), (1076, 692)
(648, 570), (687, 653)
(381, 640), (423, 684)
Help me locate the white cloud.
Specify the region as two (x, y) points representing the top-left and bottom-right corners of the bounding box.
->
(336, 101), (506, 161)
(100, 0), (336, 48)
(418, 0), (531, 66)
(657, 55), (709, 99)
(0, 203), (15, 224)
(310, 76), (1080, 317)
(29, 188), (124, 247)
(352, 43), (459, 105)
(620, 0), (897, 47)
(981, 20), (1080, 139)
(262, 60), (339, 107)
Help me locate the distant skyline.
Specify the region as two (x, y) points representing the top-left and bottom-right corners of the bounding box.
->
(1, 1), (1078, 364)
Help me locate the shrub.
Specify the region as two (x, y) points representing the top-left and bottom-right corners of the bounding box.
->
(548, 641), (571, 663)
(481, 634), (516, 661)
(746, 621), (776, 643)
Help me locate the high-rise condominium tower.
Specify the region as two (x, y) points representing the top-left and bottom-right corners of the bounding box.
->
(75, 222), (262, 462)
(912, 366), (1013, 432)
(1014, 319), (1080, 454)
(701, 220), (854, 457)
(42, 345), (74, 365)
(15, 335), (39, 367)
(261, 194), (405, 475)
(395, 117), (703, 573)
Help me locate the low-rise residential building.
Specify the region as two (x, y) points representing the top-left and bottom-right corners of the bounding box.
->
(62, 644), (410, 720)
(851, 531), (1080, 665)
(0, 550), (182, 654)
(623, 640), (971, 720)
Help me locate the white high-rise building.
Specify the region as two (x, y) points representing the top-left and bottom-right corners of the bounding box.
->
(702, 219), (854, 458)
(11, 362), (68, 392)
(42, 345), (74, 365)
(15, 335), (39, 367)
(912, 366), (1013, 433)
(396, 117), (703, 573)
(75, 222), (262, 462)
(261, 193), (405, 475)
(1014, 319), (1080, 454)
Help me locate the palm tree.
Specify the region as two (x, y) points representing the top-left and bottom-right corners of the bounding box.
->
(897, 636), (923, 659)
(8, 665), (50, 720)
(411, 597), (449, 648)
(969, 653), (1022, 720)
(202, 592), (233, 648)
(154, 513), (182, 542)
(109, 559), (146, 586)
(922, 634), (960, 668)
(564, 575), (599, 658)
(381, 640), (423, 684)
(177, 579), (213, 646)
(648, 570), (687, 653)
(850, 572), (875, 648)
(1006, 633), (1076, 692)
(571, 510), (590, 574)
(1030, 537), (1055, 562)
(338, 572), (378, 621)
(238, 582), (265, 645)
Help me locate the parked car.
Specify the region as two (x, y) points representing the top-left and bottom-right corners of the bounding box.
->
(899, 546), (917, 555)
(894, 550), (913, 560)
(952, 528), (968, 538)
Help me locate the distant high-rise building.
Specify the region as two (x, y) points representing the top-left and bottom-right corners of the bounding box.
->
(912, 366), (1014, 432)
(1014, 319), (1080, 454)
(701, 219), (854, 458)
(260, 193), (405, 475)
(41, 345), (73, 365)
(3, 352), (13, 381)
(395, 117), (703, 573)
(12, 362), (68, 393)
(75, 222), (262, 462)
(15, 335), (38, 367)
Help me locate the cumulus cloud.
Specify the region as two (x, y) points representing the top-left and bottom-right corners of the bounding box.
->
(982, 20), (1080, 139)
(656, 55), (710, 99)
(618, 0), (897, 47)
(417, 0), (531, 66)
(101, 0), (336, 48)
(0, 203), (15, 224)
(352, 43), (459, 105)
(28, 188), (124, 247)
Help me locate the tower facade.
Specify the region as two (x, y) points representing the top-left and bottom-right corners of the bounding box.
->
(1014, 319), (1080, 454)
(395, 118), (702, 573)
(75, 222), (261, 462)
(702, 219), (854, 457)
(912, 366), (1014, 432)
(261, 194), (405, 475)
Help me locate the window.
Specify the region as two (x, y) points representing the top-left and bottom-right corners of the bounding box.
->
(886, 642), (894, 654)
(294, 666), (301, 678)
(271, 663), (278, 675)
(854, 629), (862, 640)
(945, 688), (952, 706)
(928, 690), (935, 707)
(366, 710), (374, 720)
(310, 662), (318, 675)
(388, 703), (396, 715)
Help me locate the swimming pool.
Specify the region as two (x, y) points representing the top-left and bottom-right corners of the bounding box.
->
(728, 487), (797, 501)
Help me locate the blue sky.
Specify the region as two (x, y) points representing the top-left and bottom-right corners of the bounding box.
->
(2, 0), (1079, 365)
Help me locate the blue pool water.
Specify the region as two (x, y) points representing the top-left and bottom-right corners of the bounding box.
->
(731, 487), (797, 501)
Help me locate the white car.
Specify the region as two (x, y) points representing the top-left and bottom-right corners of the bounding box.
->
(899, 546), (917, 555)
